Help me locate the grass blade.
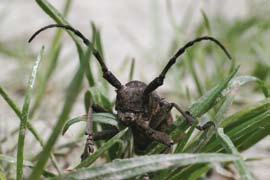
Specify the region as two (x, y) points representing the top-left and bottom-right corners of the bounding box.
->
(188, 65), (239, 117)
(62, 113), (119, 135)
(29, 50), (85, 180)
(0, 82), (61, 174)
(30, 0), (73, 117)
(186, 53), (204, 96)
(0, 154), (56, 178)
(87, 88), (113, 111)
(0, 86), (21, 118)
(16, 46), (44, 180)
(200, 10), (212, 34)
(62, 115), (87, 135)
(35, 0), (82, 46)
(223, 75), (269, 97)
(84, 39), (95, 87)
(56, 153), (239, 180)
(167, 165), (210, 180)
(1, 154), (33, 168)
(174, 125), (195, 153)
(129, 58), (135, 81)
(216, 128), (253, 180)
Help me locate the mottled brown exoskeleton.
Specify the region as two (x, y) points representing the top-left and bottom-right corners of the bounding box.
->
(29, 24), (231, 161)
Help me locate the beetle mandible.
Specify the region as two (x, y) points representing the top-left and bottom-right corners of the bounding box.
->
(29, 24), (231, 161)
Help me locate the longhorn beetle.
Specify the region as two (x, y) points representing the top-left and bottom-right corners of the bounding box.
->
(29, 24), (231, 161)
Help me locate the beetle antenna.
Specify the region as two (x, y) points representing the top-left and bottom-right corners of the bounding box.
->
(29, 24), (122, 89)
(143, 36), (232, 99)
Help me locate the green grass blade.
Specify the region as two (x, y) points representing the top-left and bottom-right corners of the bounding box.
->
(29, 47), (85, 180)
(0, 154), (56, 178)
(62, 113), (119, 135)
(56, 153), (239, 180)
(200, 10), (212, 34)
(0, 81), (60, 174)
(221, 98), (269, 129)
(216, 128), (253, 180)
(87, 88), (113, 111)
(30, 0), (73, 117)
(16, 46), (44, 180)
(35, 0), (82, 47)
(84, 41), (95, 87)
(129, 58), (135, 81)
(92, 113), (119, 127)
(0, 86), (22, 118)
(75, 128), (128, 168)
(0, 172), (6, 180)
(186, 53), (204, 96)
(188, 65), (239, 117)
(223, 75), (269, 97)
(95, 30), (104, 60)
(1, 154), (33, 168)
(0, 41), (31, 60)
(174, 125), (195, 153)
(62, 115), (87, 135)
(167, 165), (210, 180)
(29, 45), (61, 117)
(157, 125), (196, 180)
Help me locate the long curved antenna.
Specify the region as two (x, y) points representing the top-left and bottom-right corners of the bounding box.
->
(143, 36), (232, 100)
(29, 24), (122, 89)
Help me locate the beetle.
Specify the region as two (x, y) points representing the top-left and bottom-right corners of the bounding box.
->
(29, 24), (231, 161)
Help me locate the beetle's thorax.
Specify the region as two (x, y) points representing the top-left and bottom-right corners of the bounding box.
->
(115, 81), (149, 125)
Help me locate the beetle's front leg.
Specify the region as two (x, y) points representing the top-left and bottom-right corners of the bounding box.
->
(136, 119), (174, 148)
(81, 103), (95, 161)
(81, 103), (116, 161)
(171, 102), (215, 130)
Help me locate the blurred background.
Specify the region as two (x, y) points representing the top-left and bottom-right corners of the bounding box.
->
(0, 0), (269, 179)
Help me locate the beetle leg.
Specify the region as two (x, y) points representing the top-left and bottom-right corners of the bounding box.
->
(146, 127), (174, 147)
(81, 101), (114, 161)
(93, 129), (119, 141)
(136, 119), (174, 148)
(81, 128), (119, 161)
(81, 133), (94, 161)
(81, 103), (117, 161)
(150, 99), (173, 130)
(195, 121), (216, 130)
(171, 103), (215, 130)
(81, 102), (94, 161)
(81, 129), (120, 161)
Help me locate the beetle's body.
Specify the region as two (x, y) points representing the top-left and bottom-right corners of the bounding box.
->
(29, 24), (231, 161)
(116, 81), (173, 152)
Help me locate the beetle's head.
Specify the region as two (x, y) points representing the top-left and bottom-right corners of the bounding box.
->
(115, 81), (146, 125)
